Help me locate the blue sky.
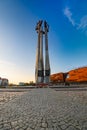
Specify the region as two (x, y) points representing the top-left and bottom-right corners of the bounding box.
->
(0, 0), (87, 84)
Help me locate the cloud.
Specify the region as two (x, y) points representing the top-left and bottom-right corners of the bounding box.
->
(63, 7), (75, 26)
(77, 15), (87, 32)
(63, 7), (87, 35)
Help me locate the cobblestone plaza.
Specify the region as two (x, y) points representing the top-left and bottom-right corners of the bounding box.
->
(0, 88), (87, 130)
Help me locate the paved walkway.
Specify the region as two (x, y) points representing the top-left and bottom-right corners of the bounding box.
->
(0, 88), (87, 130)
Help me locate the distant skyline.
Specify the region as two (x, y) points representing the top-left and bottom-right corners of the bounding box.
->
(0, 0), (87, 84)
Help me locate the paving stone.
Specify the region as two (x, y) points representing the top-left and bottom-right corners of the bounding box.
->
(46, 128), (53, 130)
(0, 125), (3, 129)
(83, 121), (87, 128)
(41, 122), (47, 128)
(26, 127), (32, 130)
(40, 128), (45, 130)
(0, 88), (86, 130)
(82, 127), (87, 130)
(4, 123), (11, 129)
(66, 125), (77, 130)
(60, 124), (67, 129)
(11, 121), (18, 127)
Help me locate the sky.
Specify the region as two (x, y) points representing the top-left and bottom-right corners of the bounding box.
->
(0, 0), (87, 84)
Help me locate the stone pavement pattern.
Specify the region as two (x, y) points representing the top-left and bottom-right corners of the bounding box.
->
(0, 92), (25, 106)
(0, 88), (87, 130)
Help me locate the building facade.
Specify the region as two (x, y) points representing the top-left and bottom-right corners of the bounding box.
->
(0, 77), (9, 86)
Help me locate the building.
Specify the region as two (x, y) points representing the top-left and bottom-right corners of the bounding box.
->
(0, 77), (2, 86)
(19, 82), (25, 86)
(50, 73), (68, 83)
(50, 66), (87, 83)
(0, 77), (9, 86)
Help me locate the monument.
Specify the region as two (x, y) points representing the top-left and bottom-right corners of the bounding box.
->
(35, 20), (50, 83)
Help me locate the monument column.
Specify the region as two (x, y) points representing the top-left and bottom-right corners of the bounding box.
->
(35, 20), (51, 84)
(44, 21), (51, 83)
(40, 26), (44, 82)
(35, 20), (43, 83)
